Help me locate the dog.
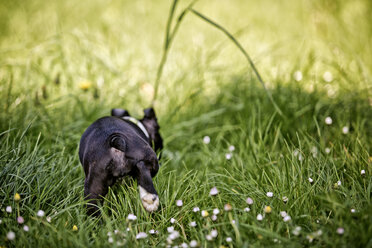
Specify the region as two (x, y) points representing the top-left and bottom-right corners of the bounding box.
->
(78, 107), (163, 216)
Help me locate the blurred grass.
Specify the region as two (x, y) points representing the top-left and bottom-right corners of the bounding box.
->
(0, 0), (371, 247)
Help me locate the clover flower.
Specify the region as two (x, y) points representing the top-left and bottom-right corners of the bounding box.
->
(246, 197), (254, 205)
(224, 203), (232, 211)
(213, 208), (220, 215)
(325, 147), (331, 154)
(266, 192), (273, 198)
(136, 232), (148, 239)
(167, 226), (175, 233)
(17, 216), (24, 224)
(170, 218), (176, 224)
(203, 136), (210, 144)
(168, 230), (179, 241)
(14, 193), (21, 202)
(127, 213), (137, 221)
(283, 215), (292, 222)
(189, 221), (197, 227)
(244, 207), (250, 212)
(342, 126), (349, 134)
(37, 210), (45, 217)
(292, 226), (301, 236)
(210, 229), (218, 238)
(23, 225), (29, 232)
(229, 145), (235, 152)
(193, 207), (200, 212)
(226, 237), (232, 242)
(6, 206), (12, 213)
(210, 187), (219, 196)
(108, 237), (114, 243)
(7, 231), (15, 241)
(189, 240), (198, 247)
(325, 117), (332, 125)
(225, 153), (232, 160)
(336, 227), (344, 235)
(206, 234), (212, 241)
(211, 215), (217, 221)
(176, 200), (183, 207)
(257, 214), (263, 221)
(280, 211), (287, 218)
(180, 243), (188, 248)
(337, 180), (341, 186)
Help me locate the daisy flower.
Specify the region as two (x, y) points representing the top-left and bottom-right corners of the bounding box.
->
(7, 231), (15, 241)
(17, 216), (24, 224)
(266, 192), (273, 198)
(193, 207), (200, 212)
(246, 197), (254, 205)
(203, 136), (210, 144)
(176, 200), (183, 207)
(136, 232), (148, 239)
(244, 207), (250, 212)
(336, 227), (344, 235)
(325, 117), (332, 125)
(213, 208), (220, 215)
(189, 221), (197, 227)
(282, 196), (288, 203)
(37, 210), (45, 217)
(127, 213), (137, 221)
(224, 203), (232, 211)
(6, 206), (12, 213)
(210, 187), (219, 196)
(189, 240), (198, 247)
(226, 237), (232, 242)
(293, 71), (303, 81)
(257, 214), (263, 221)
(201, 210), (209, 217)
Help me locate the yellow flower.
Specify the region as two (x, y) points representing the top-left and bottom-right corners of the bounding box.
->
(72, 225), (78, 231)
(201, 210), (209, 217)
(264, 206), (272, 214)
(79, 81), (92, 90)
(14, 193), (21, 201)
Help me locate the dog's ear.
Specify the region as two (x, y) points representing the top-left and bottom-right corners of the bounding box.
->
(143, 108), (156, 119)
(111, 108), (130, 117)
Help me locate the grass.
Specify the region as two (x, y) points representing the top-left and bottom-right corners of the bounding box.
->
(0, 0), (372, 247)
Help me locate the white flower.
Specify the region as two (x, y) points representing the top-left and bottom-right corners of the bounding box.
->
(206, 234), (212, 241)
(176, 200), (183, 207)
(180, 243), (188, 248)
(0, 219), (2, 224)
(246, 197), (254, 205)
(293, 71), (303, 81)
(37, 210), (45, 217)
(210, 187), (219, 196)
(189, 240), (198, 247)
(283, 215), (292, 222)
(336, 227), (344, 235)
(167, 226), (175, 233)
(201, 210), (209, 217)
(7, 231), (15, 241)
(203, 136), (210, 144)
(282, 196), (288, 203)
(351, 208), (356, 213)
(114, 229), (119, 234)
(325, 147), (331, 154)
(315, 230), (323, 236)
(308, 178), (314, 183)
(342, 126), (349, 134)
(244, 207), (250, 212)
(280, 211), (287, 217)
(325, 117), (333, 125)
(211, 229), (218, 238)
(169, 231), (180, 240)
(306, 234), (314, 243)
(126, 228), (130, 231)
(337, 180), (341, 186)
(211, 215), (217, 221)
(108, 237), (114, 243)
(323, 71), (333, 82)
(257, 214), (263, 221)
(190, 221), (197, 227)
(127, 213), (137, 221)
(170, 218), (176, 224)
(6, 206), (12, 213)
(266, 192), (273, 198)
(361, 169), (366, 175)
(46, 216), (52, 223)
(228, 145), (235, 152)
(23, 225), (29, 232)
(193, 207), (200, 212)
(149, 229), (158, 235)
(225, 153), (232, 160)
(292, 226), (301, 236)
(213, 208), (220, 215)
(232, 219), (236, 224)
(293, 149), (299, 157)
(136, 232), (148, 239)
(224, 203), (232, 211)
(311, 146), (318, 158)
(226, 237), (232, 242)
(298, 154), (304, 161)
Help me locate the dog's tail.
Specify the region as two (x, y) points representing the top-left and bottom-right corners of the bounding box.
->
(109, 134), (126, 152)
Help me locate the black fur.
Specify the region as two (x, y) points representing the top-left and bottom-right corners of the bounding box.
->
(79, 108), (163, 216)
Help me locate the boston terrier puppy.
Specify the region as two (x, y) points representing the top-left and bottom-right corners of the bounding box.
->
(79, 107), (163, 216)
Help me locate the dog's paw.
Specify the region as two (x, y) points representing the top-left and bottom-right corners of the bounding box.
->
(139, 186), (159, 212)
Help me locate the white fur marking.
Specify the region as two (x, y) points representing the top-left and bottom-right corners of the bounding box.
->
(139, 186), (159, 212)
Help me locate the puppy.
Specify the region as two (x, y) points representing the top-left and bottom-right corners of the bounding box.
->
(79, 107), (163, 216)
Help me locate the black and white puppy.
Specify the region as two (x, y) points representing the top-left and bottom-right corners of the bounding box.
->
(79, 107), (163, 216)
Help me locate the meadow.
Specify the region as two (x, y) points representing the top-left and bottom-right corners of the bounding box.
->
(0, 0), (371, 247)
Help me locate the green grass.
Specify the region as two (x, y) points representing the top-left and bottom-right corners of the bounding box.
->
(0, 0), (372, 247)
